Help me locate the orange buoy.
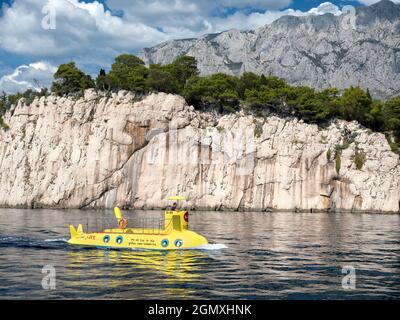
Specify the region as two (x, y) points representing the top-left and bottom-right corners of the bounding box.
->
(118, 217), (128, 229)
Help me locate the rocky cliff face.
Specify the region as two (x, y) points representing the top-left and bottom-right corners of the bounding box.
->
(139, 0), (400, 99)
(0, 90), (398, 212)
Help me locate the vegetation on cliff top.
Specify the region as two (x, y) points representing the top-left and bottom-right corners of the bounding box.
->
(0, 54), (399, 152)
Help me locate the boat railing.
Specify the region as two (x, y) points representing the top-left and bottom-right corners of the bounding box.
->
(127, 217), (173, 235)
(85, 217), (115, 234)
(85, 216), (173, 235)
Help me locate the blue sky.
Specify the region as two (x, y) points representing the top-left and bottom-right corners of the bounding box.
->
(0, 0), (392, 93)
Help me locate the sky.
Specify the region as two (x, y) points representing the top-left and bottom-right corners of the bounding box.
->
(0, 0), (395, 93)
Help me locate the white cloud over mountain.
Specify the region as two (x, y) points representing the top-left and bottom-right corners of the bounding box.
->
(0, 61), (56, 93)
(210, 2), (343, 31)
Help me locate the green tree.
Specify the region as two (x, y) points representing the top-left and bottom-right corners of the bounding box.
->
(337, 87), (372, 124)
(366, 100), (385, 131)
(0, 92), (6, 112)
(95, 69), (110, 91)
(244, 86), (281, 109)
(238, 72), (262, 98)
(52, 62), (94, 96)
(0, 117), (9, 130)
(383, 96), (400, 148)
(5, 88), (49, 107)
(0, 100), (3, 111)
(243, 76), (288, 112)
(107, 54), (148, 93)
(183, 73), (240, 113)
(163, 56), (199, 93)
(261, 76), (287, 89)
(0, 92), (9, 130)
(126, 67), (148, 93)
(383, 97), (400, 133)
(7, 93), (23, 106)
(146, 64), (179, 93)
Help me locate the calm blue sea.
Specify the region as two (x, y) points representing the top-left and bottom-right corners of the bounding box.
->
(0, 209), (399, 299)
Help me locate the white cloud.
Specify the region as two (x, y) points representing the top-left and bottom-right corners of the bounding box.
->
(0, 0), (167, 61)
(210, 2), (343, 32)
(0, 61), (56, 93)
(308, 2), (343, 15)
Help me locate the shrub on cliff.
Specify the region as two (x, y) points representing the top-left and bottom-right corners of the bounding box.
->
(0, 94), (6, 130)
(0, 116), (9, 130)
(106, 54), (149, 93)
(353, 151), (367, 170)
(95, 69), (110, 92)
(0, 89), (49, 113)
(284, 86), (337, 122)
(146, 64), (179, 93)
(94, 55), (199, 96)
(237, 72), (263, 98)
(337, 86), (372, 125)
(183, 73), (240, 113)
(383, 96), (400, 138)
(243, 81), (337, 123)
(52, 62), (94, 96)
(365, 100), (385, 131)
(0, 93), (5, 112)
(335, 149), (342, 174)
(162, 56), (199, 94)
(8, 88), (49, 106)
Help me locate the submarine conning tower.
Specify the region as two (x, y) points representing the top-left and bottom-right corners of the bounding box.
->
(165, 196), (189, 232)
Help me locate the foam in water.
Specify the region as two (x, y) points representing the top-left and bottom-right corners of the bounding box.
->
(194, 243), (228, 250)
(45, 238), (69, 243)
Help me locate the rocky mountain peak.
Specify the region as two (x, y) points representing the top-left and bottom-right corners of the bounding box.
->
(357, 0), (400, 23)
(139, 1), (400, 99)
(370, 0), (399, 10)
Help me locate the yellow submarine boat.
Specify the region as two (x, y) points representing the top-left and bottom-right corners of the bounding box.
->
(68, 197), (209, 250)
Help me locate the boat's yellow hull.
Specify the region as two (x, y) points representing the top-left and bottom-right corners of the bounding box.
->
(68, 229), (208, 250)
(68, 207), (209, 250)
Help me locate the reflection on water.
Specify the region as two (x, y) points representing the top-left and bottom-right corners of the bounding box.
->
(0, 209), (399, 299)
(65, 249), (205, 299)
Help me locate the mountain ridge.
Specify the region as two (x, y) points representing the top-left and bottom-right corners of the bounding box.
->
(139, 0), (400, 99)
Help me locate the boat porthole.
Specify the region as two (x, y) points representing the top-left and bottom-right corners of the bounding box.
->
(116, 236), (123, 244)
(161, 239), (169, 247)
(174, 239), (183, 248)
(103, 235), (110, 244)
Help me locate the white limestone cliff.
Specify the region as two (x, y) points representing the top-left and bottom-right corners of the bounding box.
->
(0, 90), (399, 212)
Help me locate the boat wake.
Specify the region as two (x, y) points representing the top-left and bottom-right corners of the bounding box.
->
(44, 238), (69, 243)
(0, 235), (68, 249)
(195, 243), (228, 250)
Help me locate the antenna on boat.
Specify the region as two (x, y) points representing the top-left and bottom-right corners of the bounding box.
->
(114, 207), (128, 229)
(114, 207), (122, 220)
